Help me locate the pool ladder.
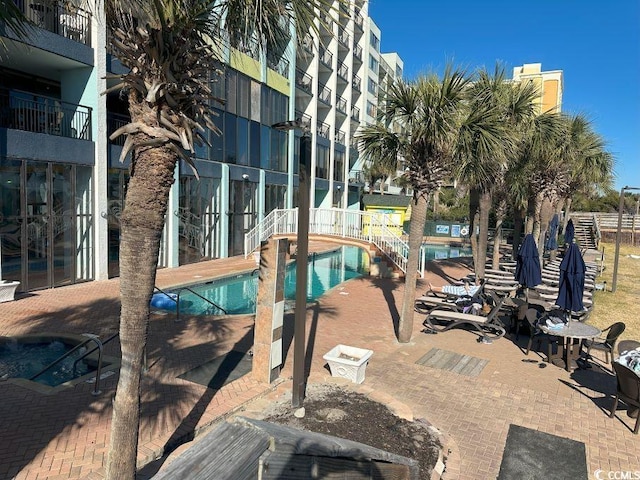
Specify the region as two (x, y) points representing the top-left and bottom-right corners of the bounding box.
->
(153, 285), (228, 321)
(29, 333), (113, 396)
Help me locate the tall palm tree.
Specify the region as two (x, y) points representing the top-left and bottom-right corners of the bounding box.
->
(455, 66), (521, 279)
(357, 67), (470, 343)
(0, 0), (33, 52)
(102, 0), (342, 477)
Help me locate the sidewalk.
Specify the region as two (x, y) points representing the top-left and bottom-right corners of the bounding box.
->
(1, 243), (638, 479)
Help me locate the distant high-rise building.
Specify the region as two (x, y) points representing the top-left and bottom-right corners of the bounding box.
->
(512, 63), (563, 114)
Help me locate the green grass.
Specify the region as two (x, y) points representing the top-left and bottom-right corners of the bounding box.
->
(589, 242), (640, 342)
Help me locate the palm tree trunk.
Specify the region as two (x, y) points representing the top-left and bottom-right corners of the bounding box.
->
(525, 195), (535, 234)
(476, 190), (491, 280)
(563, 197), (573, 231)
(399, 193), (429, 343)
(106, 143), (178, 479)
(531, 192), (543, 242)
(469, 188), (480, 271)
(512, 208), (524, 260)
(492, 218), (503, 269)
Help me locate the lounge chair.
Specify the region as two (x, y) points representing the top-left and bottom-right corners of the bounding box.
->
(422, 293), (506, 342)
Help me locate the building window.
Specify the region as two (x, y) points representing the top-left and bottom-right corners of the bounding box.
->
(334, 150), (345, 183)
(370, 32), (380, 51)
(316, 144), (329, 179)
(396, 65), (403, 79)
(368, 78), (378, 95)
(366, 100), (377, 118)
(369, 54), (379, 74)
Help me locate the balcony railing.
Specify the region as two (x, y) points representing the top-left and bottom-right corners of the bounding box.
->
(348, 170), (365, 184)
(338, 28), (350, 48)
(335, 129), (346, 145)
(318, 84), (332, 105)
(354, 10), (364, 30)
(353, 44), (363, 61)
(0, 89), (92, 140)
(351, 105), (361, 122)
(337, 60), (349, 81)
(300, 34), (313, 53)
(107, 113), (129, 146)
(319, 47), (333, 68)
(317, 121), (330, 139)
(336, 96), (347, 115)
(294, 110), (312, 130)
(295, 69), (313, 95)
(14, 0), (91, 45)
(352, 75), (361, 92)
(268, 57), (289, 77)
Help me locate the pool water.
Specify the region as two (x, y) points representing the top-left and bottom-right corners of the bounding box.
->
(175, 246), (368, 315)
(423, 243), (472, 262)
(0, 340), (93, 387)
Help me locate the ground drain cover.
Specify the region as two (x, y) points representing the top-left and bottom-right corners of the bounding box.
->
(415, 348), (488, 377)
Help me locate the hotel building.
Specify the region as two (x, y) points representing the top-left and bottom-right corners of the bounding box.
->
(0, 1), (403, 292)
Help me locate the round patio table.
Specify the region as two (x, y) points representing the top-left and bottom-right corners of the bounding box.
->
(540, 321), (601, 372)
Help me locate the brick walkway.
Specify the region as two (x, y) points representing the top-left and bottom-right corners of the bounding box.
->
(1, 242), (638, 479)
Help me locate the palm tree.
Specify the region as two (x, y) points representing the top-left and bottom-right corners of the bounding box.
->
(455, 66), (522, 279)
(357, 67), (470, 343)
(102, 0), (342, 478)
(0, 0), (33, 52)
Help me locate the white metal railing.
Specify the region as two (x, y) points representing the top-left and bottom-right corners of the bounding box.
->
(244, 208), (413, 274)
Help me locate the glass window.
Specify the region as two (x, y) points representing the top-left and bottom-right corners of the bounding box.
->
(226, 70), (237, 114)
(211, 67), (226, 108)
(366, 100), (377, 118)
(396, 65), (403, 79)
(237, 74), (250, 118)
(316, 144), (329, 179)
(370, 32), (380, 51)
(210, 109), (224, 162)
(250, 80), (261, 122)
(237, 117), (249, 165)
(250, 121), (261, 168)
(368, 78), (378, 95)
(224, 112), (237, 164)
(270, 129), (287, 172)
(369, 54), (379, 74)
(334, 150), (345, 183)
(261, 86), (271, 125)
(260, 125), (270, 169)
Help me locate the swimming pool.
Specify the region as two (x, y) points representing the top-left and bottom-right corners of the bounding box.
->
(171, 246), (368, 315)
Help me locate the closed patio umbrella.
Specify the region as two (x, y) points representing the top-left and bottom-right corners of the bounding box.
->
(546, 214), (559, 251)
(515, 233), (542, 300)
(555, 241), (585, 318)
(564, 219), (575, 246)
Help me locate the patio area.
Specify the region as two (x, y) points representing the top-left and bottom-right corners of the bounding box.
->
(0, 243), (638, 479)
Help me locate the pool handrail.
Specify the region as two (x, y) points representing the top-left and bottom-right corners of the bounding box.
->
(29, 333), (104, 395)
(175, 286), (228, 320)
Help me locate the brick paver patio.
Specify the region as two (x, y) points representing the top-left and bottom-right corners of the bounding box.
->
(1, 240), (638, 479)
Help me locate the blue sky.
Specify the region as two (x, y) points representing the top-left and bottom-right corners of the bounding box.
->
(368, 0), (640, 191)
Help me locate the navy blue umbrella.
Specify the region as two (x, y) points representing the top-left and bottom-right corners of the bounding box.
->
(564, 218), (575, 245)
(545, 214), (559, 251)
(515, 234), (542, 299)
(555, 241), (585, 314)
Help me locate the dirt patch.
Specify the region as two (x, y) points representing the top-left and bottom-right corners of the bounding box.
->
(262, 384), (442, 479)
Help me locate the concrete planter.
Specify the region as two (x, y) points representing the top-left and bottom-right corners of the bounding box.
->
(0, 281), (20, 303)
(323, 344), (373, 384)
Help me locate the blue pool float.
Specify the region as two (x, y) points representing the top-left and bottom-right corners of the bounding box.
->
(150, 292), (178, 310)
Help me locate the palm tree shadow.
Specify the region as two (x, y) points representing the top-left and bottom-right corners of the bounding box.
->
(559, 365), (617, 414)
(369, 277), (402, 337)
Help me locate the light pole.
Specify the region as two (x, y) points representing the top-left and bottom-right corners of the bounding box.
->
(612, 186), (640, 292)
(272, 119), (311, 408)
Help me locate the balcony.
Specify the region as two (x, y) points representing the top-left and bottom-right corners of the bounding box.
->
(354, 10), (364, 31)
(14, 0), (91, 45)
(317, 121), (330, 140)
(318, 84), (332, 106)
(352, 75), (362, 93)
(353, 44), (363, 62)
(348, 170), (365, 185)
(294, 110), (312, 130)
(107, 113), (129, 146)
(295, 69), (313, 95)
(267, 57), (289, 77)
(351, 105), (361, 122)
(337, 61), (349, 82)
(319, 47), (333, 69)
(338, 29), (350, 49)
(335, 129), (346, 145)
(300, 34), (313, 53)
(0, 89), (92, 140)
(336, 96), (347, 115)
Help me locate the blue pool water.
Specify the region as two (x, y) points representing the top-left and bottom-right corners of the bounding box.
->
(0, 340), (93, 387)
(160, 243), (471, 316)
